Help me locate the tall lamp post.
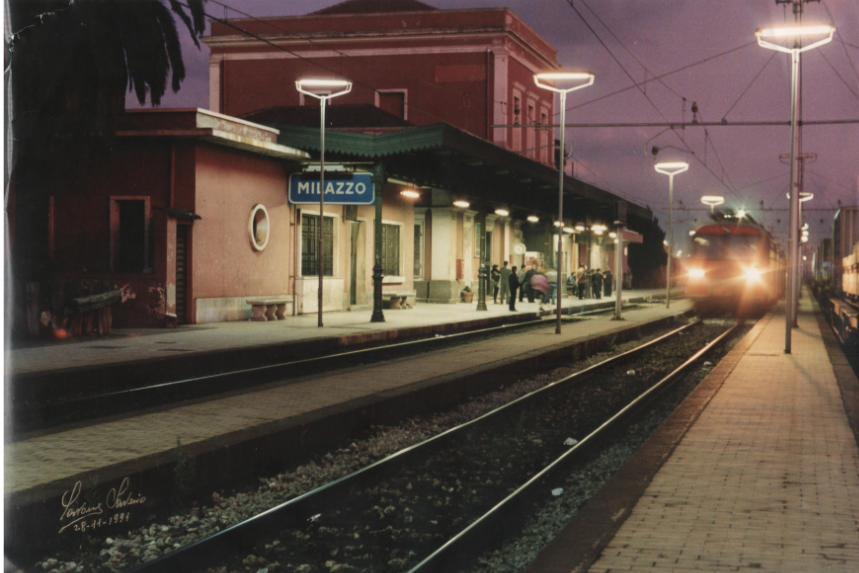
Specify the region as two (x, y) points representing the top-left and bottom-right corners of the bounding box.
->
(534, 71), (595, 335)
(296, 78), (353, 328)
(756, 24), (834, 353)
(655, 162), (689, 309)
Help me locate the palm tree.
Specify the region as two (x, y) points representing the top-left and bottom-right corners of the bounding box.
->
(6, 0), (207, 334)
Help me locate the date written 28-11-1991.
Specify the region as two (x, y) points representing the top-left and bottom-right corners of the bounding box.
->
(59, 477), (147, 534)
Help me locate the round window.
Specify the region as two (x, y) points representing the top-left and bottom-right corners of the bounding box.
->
(248, 204), (270, 251)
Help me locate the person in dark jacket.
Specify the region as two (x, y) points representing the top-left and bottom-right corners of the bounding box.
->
(603, 269), (613, 297)
(490, 264), (501, 303)
(508, 266), (520, 311)
(592, 268), (603, 299)
(524, 266), (537, 303)
(498, 261), (511, 305)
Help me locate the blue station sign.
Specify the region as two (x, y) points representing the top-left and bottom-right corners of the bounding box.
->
(288, 172), (375, 205)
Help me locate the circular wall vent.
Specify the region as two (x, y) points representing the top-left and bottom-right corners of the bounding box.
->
(248, 204), (270, 251)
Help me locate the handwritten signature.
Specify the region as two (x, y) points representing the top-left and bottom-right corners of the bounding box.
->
(59, 478), (146, 534)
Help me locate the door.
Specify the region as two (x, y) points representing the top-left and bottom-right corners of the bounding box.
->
(175, 225), (188, 325)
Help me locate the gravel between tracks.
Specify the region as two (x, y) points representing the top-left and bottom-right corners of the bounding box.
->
(28, 319), (695, 573)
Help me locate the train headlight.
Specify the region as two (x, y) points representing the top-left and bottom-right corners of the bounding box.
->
(744, 267), (762, 282)
(688, 268), (705, 279)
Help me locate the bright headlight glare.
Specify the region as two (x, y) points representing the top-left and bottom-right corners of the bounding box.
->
(744, 267), (762, 282)
(688, 269), (705, 279)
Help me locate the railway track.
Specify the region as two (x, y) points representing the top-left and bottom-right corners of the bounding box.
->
(13, 304), (644, 435)
(126, 319), (738, 573)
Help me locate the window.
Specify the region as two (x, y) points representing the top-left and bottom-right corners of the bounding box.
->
(382, 224), (400, 276)
(526, 100), (536, 158)
(110, 196), (151, 273)
(302, 214), (334, 276)
(413, 223), (424, 278)
(512, 95), (522, 151)
(485, 230), (492, 263)
(376, 90), (407, 119)
(474, 221), (483, 259)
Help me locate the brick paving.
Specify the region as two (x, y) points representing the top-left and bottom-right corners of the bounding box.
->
(5, 295), (688, 497)
(6, 289), (671, 376)
(587, 293), (859, 573)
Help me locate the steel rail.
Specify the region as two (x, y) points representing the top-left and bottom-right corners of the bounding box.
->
(129, 320), (700, 573)
(408, 323), (739, 573)
(17, 302), (643, 433)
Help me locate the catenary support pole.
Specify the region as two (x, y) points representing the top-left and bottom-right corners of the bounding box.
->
(317, 96), (327, 327)
(666, 173), (674, 309)
(785, 49), (800, 352)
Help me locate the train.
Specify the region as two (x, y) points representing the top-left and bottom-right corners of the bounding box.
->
(811, 207), (859, 345)
(684, 213), (786, 315)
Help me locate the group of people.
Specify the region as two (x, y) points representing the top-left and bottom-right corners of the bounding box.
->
(488, 261), (590, 311)
(570, 265), (614, 300)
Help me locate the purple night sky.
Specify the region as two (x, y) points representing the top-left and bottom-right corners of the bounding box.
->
(130, 0), (859, 253)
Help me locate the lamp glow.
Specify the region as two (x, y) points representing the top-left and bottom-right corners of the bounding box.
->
(400, 189), (420, 199)
(563, 227), (575, 234)
(591, 224), (607, 233)
(527, 215), (539, 223)
(533, 71), (595, 92)
(295, 78), (353, 89)
(575, 223), (585, 232)
(495, 208), (509, 217)
(689, 230), (696, 236)
(756, 25), (835, 54)
(738, 209), (746, 218)
(689, 268), (705, 279)
(609, 232), (617, 239)
(453, 200), (470, 208)
(654, 162), (689, 176)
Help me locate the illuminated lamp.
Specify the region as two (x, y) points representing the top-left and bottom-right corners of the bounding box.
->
(400, 189), (420, 199)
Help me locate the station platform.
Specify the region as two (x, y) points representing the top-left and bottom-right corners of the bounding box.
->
(5, 291), (690, 551)
(528, 291), (859, 573)
(6, 288), (673, 377)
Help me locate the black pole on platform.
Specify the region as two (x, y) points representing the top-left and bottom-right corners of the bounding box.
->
(371, 163), (386, 323)
(476, 260), (488, 311)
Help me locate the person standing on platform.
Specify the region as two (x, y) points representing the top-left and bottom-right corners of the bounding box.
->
(508, 266), (520, 311)
(603, 269), (613, 297)
(567, 271), (577, 297)
(524, 266), (537, 303)
(490, 264), (501, 303)
(518, 265), (528, 302)
(545, 268), (558, 304)
(592, 268), (603, 299)
(575, 265), (586, 299)
(498, 261), (511, 305)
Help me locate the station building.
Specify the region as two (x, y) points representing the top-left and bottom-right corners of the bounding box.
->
(33, 0), (650, 328)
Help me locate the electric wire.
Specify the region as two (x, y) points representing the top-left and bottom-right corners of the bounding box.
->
(822, 0), (859, 85)
(816, 49), (859, 103)
(721, 52), (778, 119)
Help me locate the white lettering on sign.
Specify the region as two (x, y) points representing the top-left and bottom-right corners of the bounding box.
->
(356, 183), (366, 194)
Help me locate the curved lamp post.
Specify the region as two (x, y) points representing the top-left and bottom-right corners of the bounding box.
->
(534, 71), (595, 334)
(756, 23), (834, 353)
(655, 162), (689, 309)
(295, 78), (352, 328)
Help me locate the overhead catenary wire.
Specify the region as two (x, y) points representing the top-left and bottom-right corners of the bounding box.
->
(721, 52), (778, 119)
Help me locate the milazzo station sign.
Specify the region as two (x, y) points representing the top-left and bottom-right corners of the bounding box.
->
(288, 172), (374, 205)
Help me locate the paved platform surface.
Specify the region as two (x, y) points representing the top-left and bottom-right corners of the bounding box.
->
(574, 293), (859, 572)
(5, 296), (689, 498)
(5, 289), (674, 377)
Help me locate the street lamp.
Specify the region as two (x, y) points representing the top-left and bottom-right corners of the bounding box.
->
(701, 195), (724, 214)
(655, 162), (689, 309)
(296, 78), (353, 327)
(756, 23), (834, 353)
(534, 71), (595, 335)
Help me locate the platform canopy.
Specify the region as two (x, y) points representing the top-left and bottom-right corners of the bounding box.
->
(274, 122), (651, 228)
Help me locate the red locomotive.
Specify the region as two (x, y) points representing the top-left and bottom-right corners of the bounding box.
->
(685, 215), (785, 314)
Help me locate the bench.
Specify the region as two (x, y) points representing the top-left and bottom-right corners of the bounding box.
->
(383, 290), (416, 310)
(246, 296), (290, 321)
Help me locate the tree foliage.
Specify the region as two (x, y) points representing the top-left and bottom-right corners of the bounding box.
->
(9, 0), (207, 143)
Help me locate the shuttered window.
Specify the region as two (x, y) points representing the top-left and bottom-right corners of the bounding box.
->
(382, 224), (400, 276)
(301, 214), (334, 276)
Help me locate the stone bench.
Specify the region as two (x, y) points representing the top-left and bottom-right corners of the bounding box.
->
(246, 296), (290, 321)
(383, 290), (416, 310)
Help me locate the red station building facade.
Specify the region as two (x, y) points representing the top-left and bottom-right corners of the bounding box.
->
(25, 0), (648, 330)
